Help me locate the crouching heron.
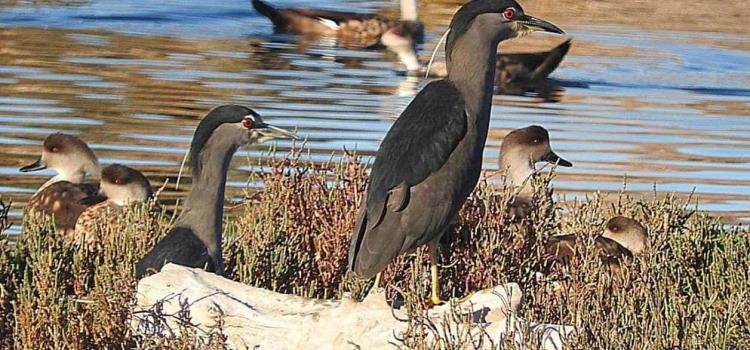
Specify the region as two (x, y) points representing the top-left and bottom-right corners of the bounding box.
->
(136, 105), (298, 278)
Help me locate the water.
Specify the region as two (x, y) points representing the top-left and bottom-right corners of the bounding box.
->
(1, 0), (749, 234)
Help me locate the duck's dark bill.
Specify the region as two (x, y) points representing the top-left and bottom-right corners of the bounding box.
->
(542, 151), (573, 167)
(19, 158), (47, 172)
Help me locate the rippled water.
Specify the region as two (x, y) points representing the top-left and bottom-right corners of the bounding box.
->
(1, 0), (749, 234)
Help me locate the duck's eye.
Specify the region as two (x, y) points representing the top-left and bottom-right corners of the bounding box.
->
(610, 225), (620, 232)
(112, 178), (122, 185)
(242, 117), (254, 129)
(533, 139), (540, 144)
(502, 7), (516, 20)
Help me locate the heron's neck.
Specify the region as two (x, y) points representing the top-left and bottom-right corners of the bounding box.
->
(446, 26), (500, 126)
(178, 134), (239, 273)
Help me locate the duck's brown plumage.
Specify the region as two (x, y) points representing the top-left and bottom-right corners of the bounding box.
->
(252, 0), (423, 47)
(73, 164), (154, 245)
(544, 216), (647, 275)
(27, 181), (99, 233)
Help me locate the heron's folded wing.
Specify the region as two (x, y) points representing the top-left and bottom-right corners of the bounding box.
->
(365, 79), (467, 225)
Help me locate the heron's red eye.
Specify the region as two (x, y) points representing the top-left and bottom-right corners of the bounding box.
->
(242, 118), (254, 129)
(503, 7), (516, 20)
(50, 146), (60, 153)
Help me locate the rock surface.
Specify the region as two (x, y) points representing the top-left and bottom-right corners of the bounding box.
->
(133, 264), (573, 349)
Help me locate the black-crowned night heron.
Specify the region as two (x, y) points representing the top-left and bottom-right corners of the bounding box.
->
(252, 0), (424, 71)
(19, 133), (100, 233)
(348, 0), (564, 305)
(135, 105), (298, 279)
(545, 216), (648, 274)
(75, 164), (154, 243)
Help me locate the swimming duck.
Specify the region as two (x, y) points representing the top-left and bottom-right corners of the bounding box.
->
(252, 0), (424, 71)
(428, 39), (571, 89)
(19, 133), (100, 233)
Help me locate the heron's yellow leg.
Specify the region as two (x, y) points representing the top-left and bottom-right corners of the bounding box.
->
(428, 242), (446, 305)
(373, 272), (382, 289)
(429, 241), (474, 305)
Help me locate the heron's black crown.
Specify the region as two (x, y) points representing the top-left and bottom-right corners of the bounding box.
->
(446, 0), (523, 56)
(189, 104), (259, 171)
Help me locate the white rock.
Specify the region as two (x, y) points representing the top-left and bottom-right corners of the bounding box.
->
(133, 263), (574, 349)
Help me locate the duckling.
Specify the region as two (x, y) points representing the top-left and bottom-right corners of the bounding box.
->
(252, 0), (423, 71)
(545, 216), (648, 273)
(499, 125), (571, 218)
(74, 164), (153, 244)
(19, 133), (100, 233)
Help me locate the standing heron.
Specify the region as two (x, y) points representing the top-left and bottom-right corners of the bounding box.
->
(348, 0), (564, 304)
(136, 105), (298, 278)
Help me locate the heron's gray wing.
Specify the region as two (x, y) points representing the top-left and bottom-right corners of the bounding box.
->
(348, 80), (466, 273)
(367, 79), (466, 222)
(135, 226), (214, 278)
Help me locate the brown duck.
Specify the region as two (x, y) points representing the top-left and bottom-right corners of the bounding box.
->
(19, 133), (101, 233)
(545, 216), (648, 274)
(252, 0), (424, 71)
(74, 164), (154, 244)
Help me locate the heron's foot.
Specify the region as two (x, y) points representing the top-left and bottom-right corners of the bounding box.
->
(430, 294), (448, 306)
(455, 291), (475, 303)
(430, 291), (474, 306)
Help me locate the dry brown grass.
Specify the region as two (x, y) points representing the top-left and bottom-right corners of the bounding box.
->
(0, 149), (748, 349)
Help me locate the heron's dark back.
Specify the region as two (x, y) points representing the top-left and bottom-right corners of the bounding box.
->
(135, 226), (214, 278)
